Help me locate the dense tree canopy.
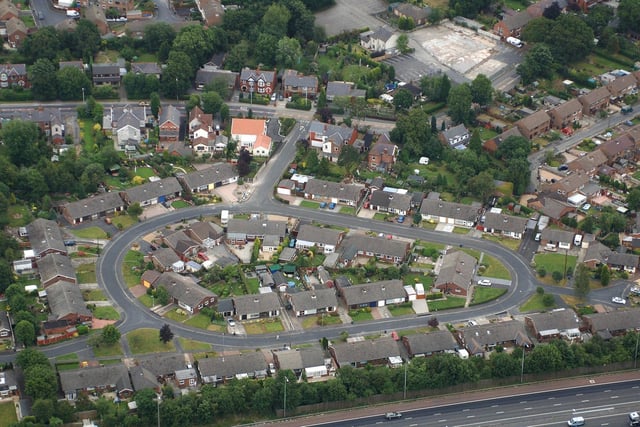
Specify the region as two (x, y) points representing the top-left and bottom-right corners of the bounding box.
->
(447, 83), (472, 124)
(618, 0), (640, 33)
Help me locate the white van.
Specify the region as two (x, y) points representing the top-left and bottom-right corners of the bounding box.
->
(567, 416), (585, 426)
(573, 234), (583, 247)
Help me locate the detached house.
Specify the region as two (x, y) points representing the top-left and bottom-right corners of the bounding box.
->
(287, 288), (338, 317)
(105, 106), (148, 150)
(195, 65), (238, 91)
(515, 110), (551, 140)
(434, 250), (477, 296)
(233, 292), (280, 320)
(325, 81), (366, 102)
(599, 135), (635, 163)
(159, 105), (182, 142)
(606, 252), (639, 274)
(61, 192), (126, 225)
(130, 62), (162, 79)
(307, 120), (358, 162)
(178, 163), (238, 194)
(231, 118), (272, 156)
(540, 228), (575, 249)
(391, 3), (430, 26)
(272, 348), (328, 379)
(198, 352), (267, 385)
(0, 63), (28, 88)
(482, 212), (528, 239)
(368, 190), (412, 216)
(239, 68), (276, 95)
(367, 140), (398, 171)
(419, 199), (480, 227)
(303, 178), (365, 207)
(493, 10), (531, 38)
(440, 124), (470, 149)
(188, 105), (213, 140)
(578, 86), (611, 115)
(295, 224), (344, 254)
(330, 337), (402, 369)
(194, 0), (224, 27)
(186, 221), (223, 248)
(340, 279), (406, 309)
(155, 272), (216, 314)
(282, 69), (318, 100)
(226, 219), (288, 244)
(359, 27), (396, 53)
(162, 229), (200, 259)
(549, 98), (583, 130)
(92, 63), (121, 86)
(0, 0), (19, 21)
(121, 177), (182, 207)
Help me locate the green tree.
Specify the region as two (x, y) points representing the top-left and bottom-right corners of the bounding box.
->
(600, 265), (610, 286)
(496, 135), (531, 160)
(261, 3), (291, 38)
(526, 344), (564, 373)
(150, 92), (161, 118)
(447, 83), (472, 124)
(15, 320), (35, 346)
(16, 348), (49, 370)
(201, 91), (224, 115)
(574, 263), (590, 298)
(25, 365), (57, 400)
(224, 40), (250, 72)
(431, 115), (437, 133)
(522, 17), (554, 43)
(627, 187), (640, 211)
(420, 74), (451, 102)
(618, 0), (640, 33)
(468, 129), (482, 154)
(337, 145), (361, 175)
(57, 66), (92, 101)
(159, 323), (174, 343)
(542, 294), (555, 307)
(101, 324), (121, 345)
(490, 352), (519, 378)
(143, 22), (176, 53)
(20, 26), (61, 63)
(31, 399), (55, 424)
(162, 51), (194, 99)
(467, 170), (495, 203)
(393, 89), (413, 111)
(172, 25), (217, 71)
(29, 59), (58, 101)
(546, 15), (595, 63)
(470, 74), (493, 105)
(585, 4), (614, 36)
(2, 120), (44, 167)
(75, 20), (101, 59)
(276, 37), (302, 68)
(155, 286), (170, 305)
(396, 33), (410, 54)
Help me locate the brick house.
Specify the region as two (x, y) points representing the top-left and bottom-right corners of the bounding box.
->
(515, 110), (551, 140)
(578, 86), (611, 115)
(282, 69), (318, 99)
(434, 250), (477, 296)
(239, 68), (276, 96)
(548, 98), (583, 130)
(159, 105), (181, 142)
(367, 140), (398, 171)
(0, 63), (28, 88)
(493, 10), (531, 38)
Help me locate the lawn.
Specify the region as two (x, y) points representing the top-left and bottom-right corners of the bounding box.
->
(495, 181), (514, 198)
(349, 309), (374, 322)
(477, 127), (498, 141)
(388, 303), (415, 316)
(56, 353), (78, 362)
(427, 296), (466, 311)
(164, 308), (189, 322)
(83, 289), (107, 301)
(534, 253), (577, 283)
(482, 234), (522, 252)
(111, 215), (138, 230)
(243, 319), (284, 334)
(184, 313), (214, 330)
(471, 287), (507, 305)
(80, 120), (95, 153)
(92, 341), (123, 357)
(92, 306), (120, 321)
(481, 254), (512, 280)
(210, 281), (245, 299)
(402, 272), (434, 287)
(133, 167), (156, 179)
(171, 200), (190, 209)
(71, 226), (108, 239)
(453, 227), (470, 235)
(123, 250), (145, 287)
(0, 402), (18, 425)
(340, 206), (355, 215)
(178, 337), (211, 352)
(300, 200), (320, 209)
(520, 293), (556, 312)
(127, 328), (176, 354)
(7, 204), (33, 227)
(76, 264), (97, 284)
(246, 277), (260, 293)
(139, 293), (154, 308)
(373, 212), (388, 221)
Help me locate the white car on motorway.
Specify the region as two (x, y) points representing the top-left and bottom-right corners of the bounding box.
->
(612, 296), (627, 305)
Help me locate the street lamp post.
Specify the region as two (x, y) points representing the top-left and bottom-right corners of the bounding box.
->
(634, 332), (639, 369)
(81, 87), (85, 103)
(403, 360), (409, 399)
(175, 78), (179, 102)
(283, 376), (289, 418)
(156, 394), (161, 427)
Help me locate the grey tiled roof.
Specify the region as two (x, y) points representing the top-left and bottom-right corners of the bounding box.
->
(37, 253), (76, 286)
(226, 219), (287, 240)
(296, 224), (343, 246)
(273, 347), (325, 371)
(419, 199), (480, 223)
(341, 279), (405, 306)
(483, 212), (528, 234)
(197, 351), (267, 380)
(289, 288), (338, 312)
(460, 320), (531, 354)
(46, 281), (92, 320)
(63, 192), (125, 220)
(369, 190), (412, 212)
(156, 272), (215, 309)
(403, 330), (458, 356)
(340, 234), (410, 260)
(434, 250), (476, 292)
(540, 228), (574, 244)
(233, 292), (280, 316)
(123, 177), (182, 204)
(59, 365), (132, 395)
(584, 309), (640, 333)
(178, 163), (238, 190)
(526, 308), (581, 334)
(303, 179), (364, 203)
(26, 218), (66, 256)
(330, 337), (401, 366)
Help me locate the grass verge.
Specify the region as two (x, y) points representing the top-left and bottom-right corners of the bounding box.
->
(71, 226), (108, 239)
(471, 287), (507, 305)
(127, 328), (176, 354)
(427, 296), (466, 311)
(178, 337), (211, 352)
(91, 306), (120, 320)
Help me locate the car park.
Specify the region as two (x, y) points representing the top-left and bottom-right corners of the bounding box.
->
(384, 412), (402, 420)
(612, 297), (627, 305)
(477, 279), (492, 286)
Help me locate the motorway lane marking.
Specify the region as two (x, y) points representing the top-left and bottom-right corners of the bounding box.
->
(611, 396), (619, 399)
(576, 394), (583, 396)
(496, 411), (504, 414)
(466, 415), (475, 418)
(604, 389), (612, 392)
(438, 420), (447, 423)
(574, 407), (614, 414)
(491, 405), (499, 408)
(553, 403), (562, 406)
(524, 407), (533, 410)
(633, 386), (639, 389)
(581, 400), (590, 402)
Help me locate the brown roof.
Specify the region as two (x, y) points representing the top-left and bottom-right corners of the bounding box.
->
(516, 110), (550, 132)
(578, 86), (611, 108)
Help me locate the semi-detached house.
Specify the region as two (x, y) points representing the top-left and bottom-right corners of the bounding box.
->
(303, 178), (365, 207)
(295, 224), (344, 254)
(177, 163), (238, 194)
(419, 199), (480, 227)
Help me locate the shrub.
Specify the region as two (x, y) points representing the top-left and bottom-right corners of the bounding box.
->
(536, 286), (544, 295)
(552, 271), (563, 282)
(542, 294), (555, 307)
(537, 267), (547, 278)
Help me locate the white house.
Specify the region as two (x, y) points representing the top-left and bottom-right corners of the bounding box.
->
(231, 118), (267, 151)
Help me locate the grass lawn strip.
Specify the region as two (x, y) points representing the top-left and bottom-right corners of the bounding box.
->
(471, 287), (507, 305)
(92, 341), (124, 357)
(92, 306), (120, 320)
(123, 250), (145, 287)
(178, 337), (211, 352)
(520, 293), (556, 312)
(534, 253), (577, 284)
(388, 303), (415, 316)
(481, 254), (512, 280)
(243, 319), (284, 334)
(127, 328), (176, 354)
(71, 226), (108, 239)
(183, 313), (213, 329)
(111, 215), (138, 230)
(76, 264), (97, 284)
(0, 401), (18, 424)
(482, 234), (521, 252)
(300, 200), (320, 208)
(428, 296), (466, 311)
(83, 289), (107, 301)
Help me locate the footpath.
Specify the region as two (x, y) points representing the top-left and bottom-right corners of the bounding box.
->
(263, 370), (640, 426)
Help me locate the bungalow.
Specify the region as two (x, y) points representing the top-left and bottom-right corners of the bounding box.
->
(59, 365), (133, 400)
(419, 199), (480, 227)
(583, 310), (640, 337)
(368, 190), (412, 216)
(482, 212), (529, 239)
(233, 292), (280, 320)
(162, 230), (200, 260)
(367, 140), (398, 171)
(128, 365), (161, 393)
(130, 62), (162, 79)
(330, 337), (402, 369)
(0, 63), (28, 88)
(151, 248), (181, 272)
(137, 353), (193, 384)
(295, 224), (344, 254)
(391, 2), (430, 26)
(339, 234), (411, 264)
(282, 69), (318, 100)
(0, 370), (18, 397)
(583, 242), (612, 269)
(159, 105), (182, 142)
(493, 10), (532, 38)
(287, 288), (338, 317)
(307, 121), (358, 162)
(61, 192), (126, 225)
(525, 308), (581, 341)
(545, 171), (590, 197)
(46, 281), (93, 323)
(177, 163), (238, 194)
(325, 81), (366, 102)
(548, 98), (583, 130)
(186, 221), (224, 248)
(440, 124), (470, 149)
(606, 73), (637, 100)
(529, 197), (575, 223)
(226, 219), (288, 244)
(239, 68), (276, 96)
(303, 178), (365, 207)
(359, 27), (396, 53)
(195, 65), (238, 91)
(231, 118), (268, 151)
(340, 279), (406, 309)
(197, 352), (268, 385)
(121, 177), (182, 207)
(402, 330), (459, 358)
(37, 253), (76, 288)
(155, 272), (216, 314)
(540, 228), (575, 250)
(26, 218), (67, 258)
(92, 63), (121, 86)
(434, 251), (477, 296)
(515, 110), (551, 140)
(607, 252), (639, 274)
(578, 86), (611, 115)
(272, 348), (328, 379)
(458, 320), (531, 357)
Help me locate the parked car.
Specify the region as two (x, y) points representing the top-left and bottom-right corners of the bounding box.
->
(630, 287), (640, 296)
(319, 202), (327, 208)
(397, 215), (405, 223)
(270, 93), (277, 101)
(385, 412), (402, 420)
(477, 279), (492, 287)
(534, 233), (541, 242)
(328, 202), (336, 210)
(612, 297), (627, 305)
(227, 318), (236, 327)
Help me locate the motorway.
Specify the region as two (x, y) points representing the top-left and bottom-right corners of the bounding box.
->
(303, 380), (640, 427)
